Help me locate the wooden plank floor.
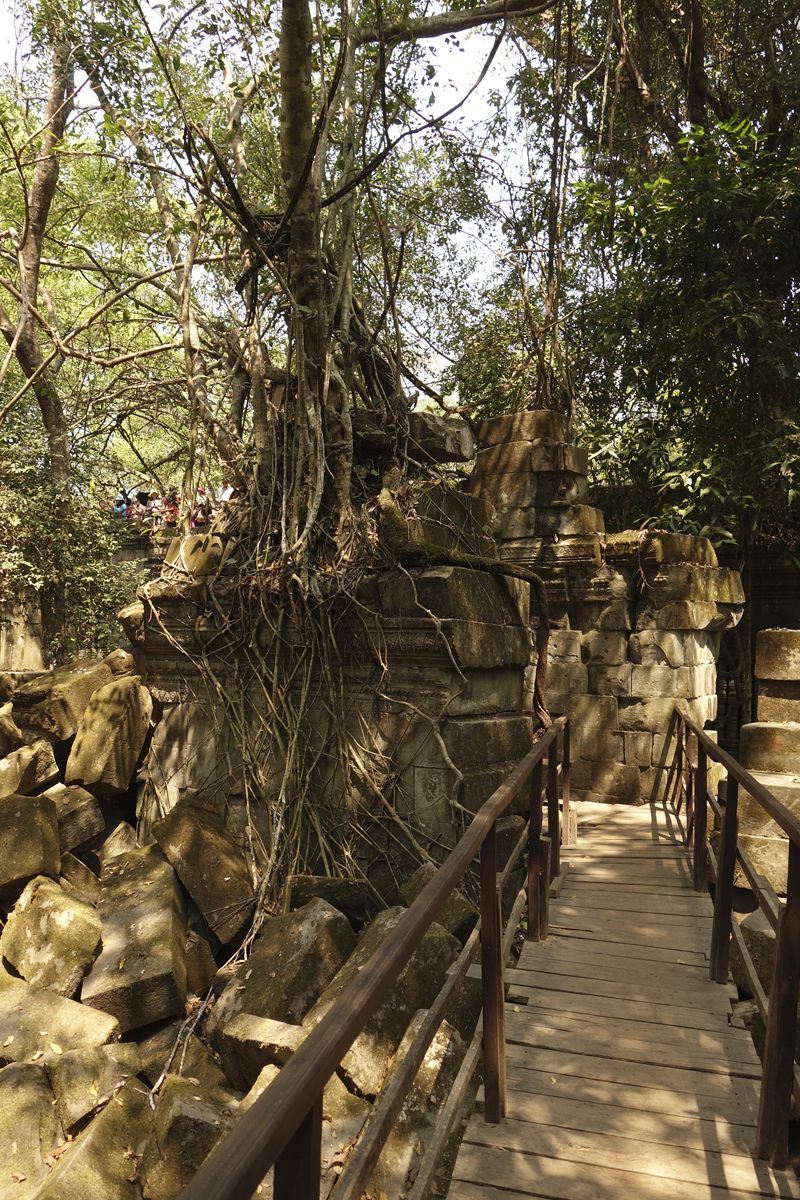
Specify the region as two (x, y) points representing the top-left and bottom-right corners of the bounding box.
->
(451, 799), (800, 1200)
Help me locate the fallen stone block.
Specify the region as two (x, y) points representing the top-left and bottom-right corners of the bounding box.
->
(731, 909), (775, 997)
(140, 1074), (237, 1200)
(208, 898), (356, 1038)
(165, 533), (228, 577)
(0, 793), (60, 902)
(65, 675), (152, 796)
(217, 1014), (306, 1089)
(755, 629), (800, 681)
(137, 1020), (230, 1092)
(152, 799), (254, 946)
(186, 928), (217, 995)
(96, 816), (139, 870)
(740, 723), (800, 775)
(118, 600), (145, 647)
(580, 631), (627, 665)
(724, 833), (789, 895)
(11, 658), (125, 742)
(81, 845), (186, 1033)
(31, 1076), (153, 1200)
(476, 409), (570, 447)
(283, 875), (374, 928)
(0, 968), (120, 1063)
(591, 760), (641, 803)
(303, 908), (459, 1096)
(0, 700), (24, 756)
(0, 875), (101, 997)
(59, 851), (103, 905)
(400, 861), (478, 943)
(407, 411), (474, 463)
(756, 680), (800, 724)
(47, 1043), (142, 1132)
(0, 1063), (61, 1198)
(43, 782), (105, 853)
(0, 739), (59, 799)
(589, 663), (633, 697)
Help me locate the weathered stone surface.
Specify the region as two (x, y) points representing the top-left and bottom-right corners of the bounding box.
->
(43, 782), (105, 853)
(546, 695), (619, 760)
(378, 565), (526, 628)
(735, 834), (788, 894)
(617, 696), (713, 733)
(303, 908), (460, 1096)
(501, 535), (602, 568)
(604, 531), (718, 567)
(59, 852), (103, 905)
(646, 565), (745, 606)
(0, 967), (119, 1063)
(0, 1063), (61, 1199)
(589, 664), (632, 697)
(412, 484), (497, 558)
(186, 929), (217, 995)
(165, 533), (228, 576)
(208, 898), (356, 1038)
(47, 1043), (142, 1132)
(118, 600), (145, 647)
(540, 663), (589, 698)
(548, 629), (582, 662)
(474, 438), (588, 478)
(467, 468), (588, 510)
(755, 629), (800, 681)
(492, 503), (538, 540)
(569, 599), (632, 632)
(284, 875), (373, 928)
(628, 630), (685, 668)
(638, 765), (670, 803)
(0, 793), (60, 902)
(34, 1077), (152, 1200)
(137, 1020), (230, 1092)
(637, 599), (743, 632)
(0, 739), (58, 799)
(591, 761), (641, 803)
(152, 799), (254, 946)
(0, 876), (101, 997)
(81, 845), (187, 1033)
(11, 658), (124, 742)
(476, 410), (570, 447)
(613, 730), (654, 767)
(65, 675), (152, 796)
(740, 723), (800, 775)
(407, 411), (474, 463)
(141, 1074), (236, 1200)
(421, 714), (532, 773)
(400, 861), (478, 943)
(580, 631), (627, 665)
(367, 1012), (464, 1199)
(537, 505), (604, 537)
(757, 681), (800, 724)
(741, 772), (800, 836)
(731, 909), (775, 996)
(96, 816), (139, 870)
(629, 664), (714, 700)
(0, 701), (24, 756)
(496, 814), (526, 867)
(217, 1014), (306, 1089)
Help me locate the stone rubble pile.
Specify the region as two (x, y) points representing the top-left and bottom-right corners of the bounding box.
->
(0, 648), (483, 1199)
(467, 410), (744, 807)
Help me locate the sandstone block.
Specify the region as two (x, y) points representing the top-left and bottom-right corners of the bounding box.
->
(0, 793), (60, 902)
(303, 908), (460, 1096)
(208, 898), (356, 1037)
(529, 536), (603, 568)
(284, 875), (373, 928)
(474, 438), (588, 478)
(569, 599), (632, 632)
(589, 664), (632, 697)
(617, 697), (680, 733)
(645, 565), (744, 606)
(569, 757), (592, 790)
(0, 700), (24, 756)
(32, 1076), (152, 1200)
(756, 680), (800, 724)
(547, 695), (619, 760)
(628, 630), (685, 668)
(650, 600), (743, 632)
(755, 629), (800, 681)
(741, 772), (800, 836)
(449, 619), (529, 669)
(580, 631), (627, 665)
(436, 714), (532, 772)
(217, 1014), (306, 1089)
(639, 765), (670, 803)
(407, 411), (474, 463)
(542, 662), (589, 697)
(629, 664), (691, 700)
(740, 723), (800, 775)
(568, 564), (633, 604)
(0, 739), (58, 798)
(60, 851), (103, 905)
(466, 468), (588, 509)
(401, 861), (478, 943)
(96, 817), (139, 869)
(186, 928), (217, 995)
(65, 675), (152, 796)
(81, 845), (187, 1033)
(492, 504), (537, 540)
(11, 658), (123, 742)
(47, 1043), (142, 1132)
(141, 1073), (238, 1200)
(118, 599), (145, 647)
(0, 968), (120, 1063)
(152, 799), (254, 946)
(0, 1063), (61, 1196)
(549, 628), (582, 662)
(413, 484), (497, 558)
(378, 565), (525, 628)
(476, 410), (570, 447)
(614, 730), (653, 767)
(496, 814), (526, 867)
(137, 1020), (229, 1092)
(1, 876), (101, 997)
(591, 760), (641, 803)
(736, 834), (788, 894)
(739, 909), (775, 994)
(537, 505), (605, 537)
(43, 782), (105, 853)
(682, 631), (721, 664)
(604, 531), (718, 567)
(165, 532), (228, 576)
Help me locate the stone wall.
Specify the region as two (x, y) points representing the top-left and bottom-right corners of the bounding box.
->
(0, 596), (44, 672)
(466, 411), (745, 806)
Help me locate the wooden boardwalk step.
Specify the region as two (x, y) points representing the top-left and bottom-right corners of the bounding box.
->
(451, 799), (800, 1200)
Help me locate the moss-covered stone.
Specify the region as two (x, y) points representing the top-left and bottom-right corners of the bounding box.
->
(0, 1063), (61, 1199)
(0, 966), (119, 1065)
(43, 782), (105, 854)
(137, 1019), (230, 1092)
(303, 908), (460, 1096)
(207, 898), (356, 1038)
(165, 533), (228, 576)
(11, 658), (123, 742)
(0, 793), (60, 902)
(400, 862), (477, 943)
(283, 875), (374, 928)
(217, 1014), (306, 1089)
(46, 1043), (142, 1132)
(140, 1074), (237, 1200)
(0, 740), (59, 799)
(59, 851), (103, 905)
(0, 876), (101, 997)
(65, 676), (152, 796)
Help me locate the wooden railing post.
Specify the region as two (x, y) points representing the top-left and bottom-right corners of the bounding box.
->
(710, 776), (738, 983)
(274, 1094), (323, 1200)
(481, 820), (505, 1123)
(756, 840), (800, 1168)
(538, 835), (552, 941)
(685, 728), (695, 840)
(562, 719), (572, 846)
(547, 744), (559, 882)
(674, 717), (684, 811)
(694, 741), (708, 893)
(527, 759), (544, 941)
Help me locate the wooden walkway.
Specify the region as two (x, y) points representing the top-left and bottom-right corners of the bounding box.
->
(452, 799), (800, 1200)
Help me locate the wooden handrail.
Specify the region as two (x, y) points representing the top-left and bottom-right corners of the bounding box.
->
(673, 706), (800, 1172)
(179, 715), (569, 1200)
